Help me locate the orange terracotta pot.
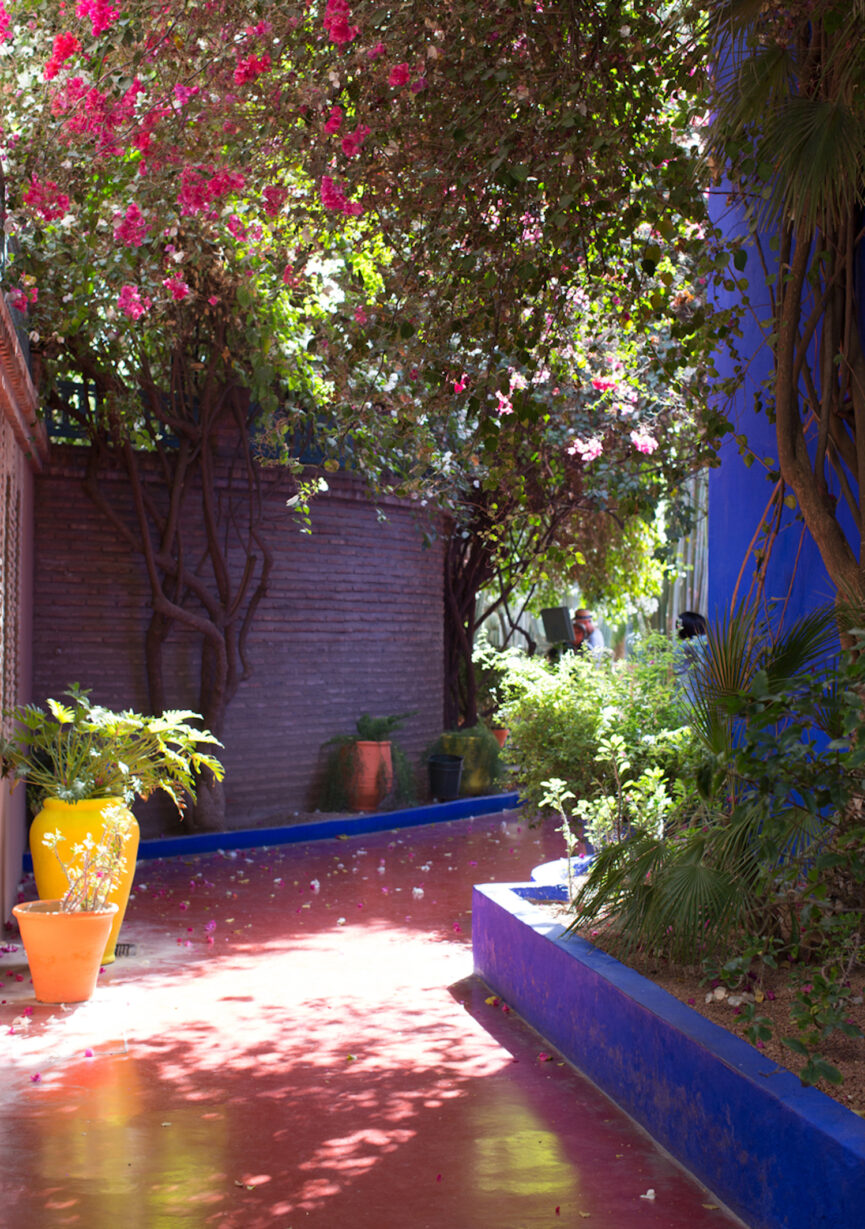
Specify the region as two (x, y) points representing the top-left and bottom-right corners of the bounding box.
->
(29, 797), (139, 965)
(345, 741), (393, 811)
(491, 728), (509, 749)
(12, 900), (118, 1004)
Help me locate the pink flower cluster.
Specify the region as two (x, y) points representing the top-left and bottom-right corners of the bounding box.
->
(341, 123), (370, 158)
(262, 183), (287, 217)
(324, 106), (344, 134)
(22, 175), (70, 222)
(162, 275), (190, 301)
(630, 428), (658, 455)
(50, 75), (143, 155)
(324, 0), (359, 45)
(178, 166), (245, 216)
(234, 53), (272, 86)
(8, 286), (37, 314)
(495, 390), (514, 416)
(0, 3), (10, 44)
(76, 0), (119, 38)
(44, 32), (82, 80)
(113, 202), (148, 246)
(117, 284), (152, 320)
(173, 84), (200, 107)
(319, 175), (363, 217)
(388, 62), (411, 87)
(568, 436), (604, 462)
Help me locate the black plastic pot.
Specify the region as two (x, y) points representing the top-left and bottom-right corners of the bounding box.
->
(428, 753), (463, 802)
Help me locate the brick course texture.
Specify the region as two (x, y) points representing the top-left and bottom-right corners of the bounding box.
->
(33, 448), (445, 836)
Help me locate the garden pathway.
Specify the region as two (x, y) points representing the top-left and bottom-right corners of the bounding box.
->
(0, 811), (744, 1228)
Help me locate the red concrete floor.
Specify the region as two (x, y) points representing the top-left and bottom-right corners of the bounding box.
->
(0, 812), (744, 1229)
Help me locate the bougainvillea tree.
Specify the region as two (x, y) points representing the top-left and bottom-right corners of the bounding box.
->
(0, 0), (736, 819)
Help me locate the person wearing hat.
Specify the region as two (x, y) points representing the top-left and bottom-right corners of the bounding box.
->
(573, 609), (604, 654)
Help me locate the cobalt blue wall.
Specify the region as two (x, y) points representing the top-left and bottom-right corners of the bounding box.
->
(707, 205), (853, 625)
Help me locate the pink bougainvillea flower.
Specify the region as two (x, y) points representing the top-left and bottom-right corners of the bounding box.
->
(8, 288), (32, 314)
(323, 106), (344, 134)
(323, 0), (359, 45)
(388, 62), (411, 87)
(367, 41), (386, 60)
(591, 377), (616, 392)
(630, 428), (658, 455)
(341, 123), (370, 158)
(163, 276), (190, 301)
(0, 2), (11, 44)
(354, 305), (368, 324)
(410, 77), (427, 94)
(44, 31), (82, 79)
(233, 53), (272, 86)
(226, 214), (248, 240)
(113, 203), (148, 247)
(568, 436), (604, 462)
(22, 175), (69, 222)
(30, 1073), (41, 1083)
(261, 183), (287, 217)
(319, 175), (363, 217)
(494, 390), (514, 415)
(76, 0), (119, 37)
(537, 1051), (553, 1062)
(452, 373), (468, 393)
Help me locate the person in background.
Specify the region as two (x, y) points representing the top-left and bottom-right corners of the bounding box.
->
(677, 611), (707, 641)
(573, 609), (604, 654)
(675, 610), (708, 703)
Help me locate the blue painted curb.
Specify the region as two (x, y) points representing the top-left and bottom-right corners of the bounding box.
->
(22, 792), (521, 871)
(472, 880), (865, 1229)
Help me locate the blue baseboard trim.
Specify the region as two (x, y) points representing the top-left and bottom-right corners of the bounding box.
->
(472, 880), (865, 1229)
(22, 792), (521, 871)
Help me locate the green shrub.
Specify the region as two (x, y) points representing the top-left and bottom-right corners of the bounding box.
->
(500, 632), (693, 820)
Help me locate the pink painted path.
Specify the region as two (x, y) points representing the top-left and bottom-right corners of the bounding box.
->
(0, 812), (743, 1228)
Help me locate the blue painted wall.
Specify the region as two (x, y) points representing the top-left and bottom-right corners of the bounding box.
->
(707, 205), (852, 625)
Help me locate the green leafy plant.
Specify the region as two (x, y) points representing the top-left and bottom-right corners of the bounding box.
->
(565, 602), (865, 1088)
(502, 633), (693, 821)
(41, 803), (135, 913)
(538, 777), (579, 901)
(0, 684), (224, 813)
(354, 712), (414, 742)
(431, 725), (505, 795)
(320, 713), (415, 811)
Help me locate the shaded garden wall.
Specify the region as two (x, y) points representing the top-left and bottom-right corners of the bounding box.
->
(0, 293), (45, 920)
(32, 448), (445, 836)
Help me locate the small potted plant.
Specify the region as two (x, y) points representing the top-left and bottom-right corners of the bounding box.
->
(433, 725), (504, 797)
(12, 804), (134, 1003)
(1, 684), (223, 962)
(320, 712), (415, 812)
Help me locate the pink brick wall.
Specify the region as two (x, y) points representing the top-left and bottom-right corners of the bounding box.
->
(32, 449), (445, 835)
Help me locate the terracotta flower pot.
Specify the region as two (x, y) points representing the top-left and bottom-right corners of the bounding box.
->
(12, 900), (119, 1004)
(491, 727), (508, 749)
(28, 797), (139, 965)
(344, 741), (393, 811)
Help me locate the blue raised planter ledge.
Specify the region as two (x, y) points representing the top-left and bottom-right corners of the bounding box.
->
(472, 880), (865, 1229)
(22, 791), (521, 871)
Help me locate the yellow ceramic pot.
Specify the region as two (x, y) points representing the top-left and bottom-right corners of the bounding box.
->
(29, 797), (139, 965)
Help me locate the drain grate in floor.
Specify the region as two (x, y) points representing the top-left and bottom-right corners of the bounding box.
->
(113, 943), (138, 958)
